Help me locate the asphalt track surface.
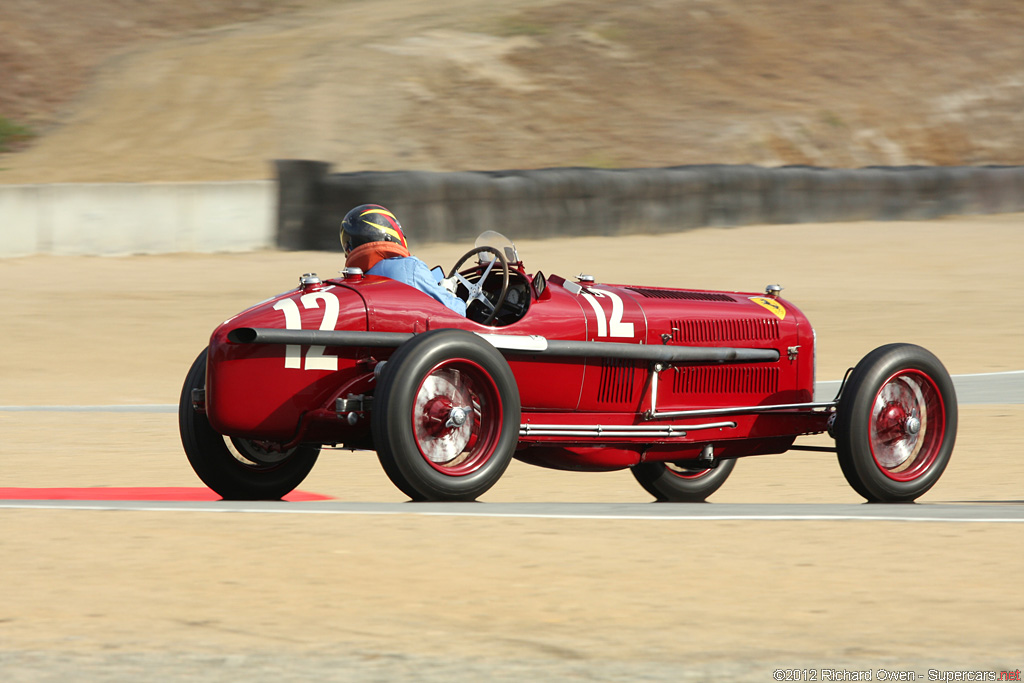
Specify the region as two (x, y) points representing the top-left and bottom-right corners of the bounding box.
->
(1, 371), (1020, 518)
(3, 499), (1024, 522)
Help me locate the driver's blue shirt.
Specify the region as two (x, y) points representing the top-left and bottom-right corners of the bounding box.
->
(368, 256), (467, 316)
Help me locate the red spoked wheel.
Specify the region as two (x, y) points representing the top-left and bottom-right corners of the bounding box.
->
(835, 344), (957, 502)
(412, 360), (503, 476)
(631, 458), (737, 502)
(373, 330), (520, 501)
(868, 369), (945, 482)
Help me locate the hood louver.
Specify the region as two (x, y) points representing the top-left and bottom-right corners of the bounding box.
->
(597, 358), (637, 404)
(671, 318), (780, 343)
(673, 365), (780, 395)
(627, 287), (737, 302)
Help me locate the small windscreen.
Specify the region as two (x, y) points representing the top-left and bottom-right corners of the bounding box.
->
(474, 230), (519, 262)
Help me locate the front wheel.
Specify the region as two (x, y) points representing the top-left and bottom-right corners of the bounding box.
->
(834, 343), (957, 503)
(631, 458), (737, 502)
(372, 329), (520, 501)
(179, 348), (320, 500)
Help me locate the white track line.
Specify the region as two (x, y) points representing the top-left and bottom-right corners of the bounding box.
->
(2, 501), (1022, 523)
(952, 369), (1024, 377)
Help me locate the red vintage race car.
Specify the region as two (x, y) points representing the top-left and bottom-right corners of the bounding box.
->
(179, 231), (957, 503)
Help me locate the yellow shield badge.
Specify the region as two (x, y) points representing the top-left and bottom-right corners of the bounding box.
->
(749, 296), (786, 320)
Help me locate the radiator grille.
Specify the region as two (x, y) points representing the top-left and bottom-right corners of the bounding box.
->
(598, 358), (637, 403)
(673, 365), (779, 395)
(671, 317), (780, 343)
(627, 287), (737, 302)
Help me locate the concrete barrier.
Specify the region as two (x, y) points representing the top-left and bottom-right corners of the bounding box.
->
(0, 181), (275, 257)
(3, 164), (1022, 257)
(276, 162), (1024, 251)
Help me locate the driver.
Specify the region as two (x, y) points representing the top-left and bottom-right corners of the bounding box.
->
(340, 204), (467, 316)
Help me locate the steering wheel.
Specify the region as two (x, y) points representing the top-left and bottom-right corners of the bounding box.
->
(447, 246), (510, 326)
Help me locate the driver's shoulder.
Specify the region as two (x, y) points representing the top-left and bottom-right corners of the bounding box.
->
(367, 255), (428, 277)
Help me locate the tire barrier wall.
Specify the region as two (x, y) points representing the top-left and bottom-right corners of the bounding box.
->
(275, 161), (1024, 251)
(0, 181), (275, 257)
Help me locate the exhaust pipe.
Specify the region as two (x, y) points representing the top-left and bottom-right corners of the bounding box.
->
(228, 327), (781, 364)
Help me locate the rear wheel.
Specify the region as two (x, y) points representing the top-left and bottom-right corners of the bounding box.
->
(372, 330), (520, 501)
(178, 348), (319, 500)
(631, 458), (737, 502)
(834, 344), (957, 502)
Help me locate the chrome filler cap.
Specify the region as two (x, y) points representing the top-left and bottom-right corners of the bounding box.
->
(300, 273), (322, 290)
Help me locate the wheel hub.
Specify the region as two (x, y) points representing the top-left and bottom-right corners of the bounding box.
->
(904, 415), (921, 435)
(414, 371), (475, 464)
(446, 406), (468, 428)
(230, 437), (293, 465)
(870, 376), (928, 470)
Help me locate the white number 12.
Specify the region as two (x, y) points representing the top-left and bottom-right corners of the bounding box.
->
(580, 288), (634, 338)
(273, 291), (340, 370)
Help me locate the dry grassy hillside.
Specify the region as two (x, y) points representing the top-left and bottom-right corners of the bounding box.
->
(1, 0), (1022, 182)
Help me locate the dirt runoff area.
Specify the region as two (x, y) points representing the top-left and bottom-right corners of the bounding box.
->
(1, 214), (1023, 680)
(3, 0), (1024, 183)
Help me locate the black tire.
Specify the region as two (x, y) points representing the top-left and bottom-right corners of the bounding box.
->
(372, 329), (521, 501)
(178, 348), (319, 500)
(834, 343), (957, 503)
(631, 458), (737, 502)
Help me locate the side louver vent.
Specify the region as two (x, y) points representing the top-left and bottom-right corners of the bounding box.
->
(627, 287), (737, 302)
(671, 318), (780, 343)
(673, 366), (779, 395)
(598, 358), (637, 403)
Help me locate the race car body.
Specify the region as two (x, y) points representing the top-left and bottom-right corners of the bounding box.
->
(181, 232), (956, 503)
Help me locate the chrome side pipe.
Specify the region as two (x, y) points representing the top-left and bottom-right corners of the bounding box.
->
(520, 421), (737, 438)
